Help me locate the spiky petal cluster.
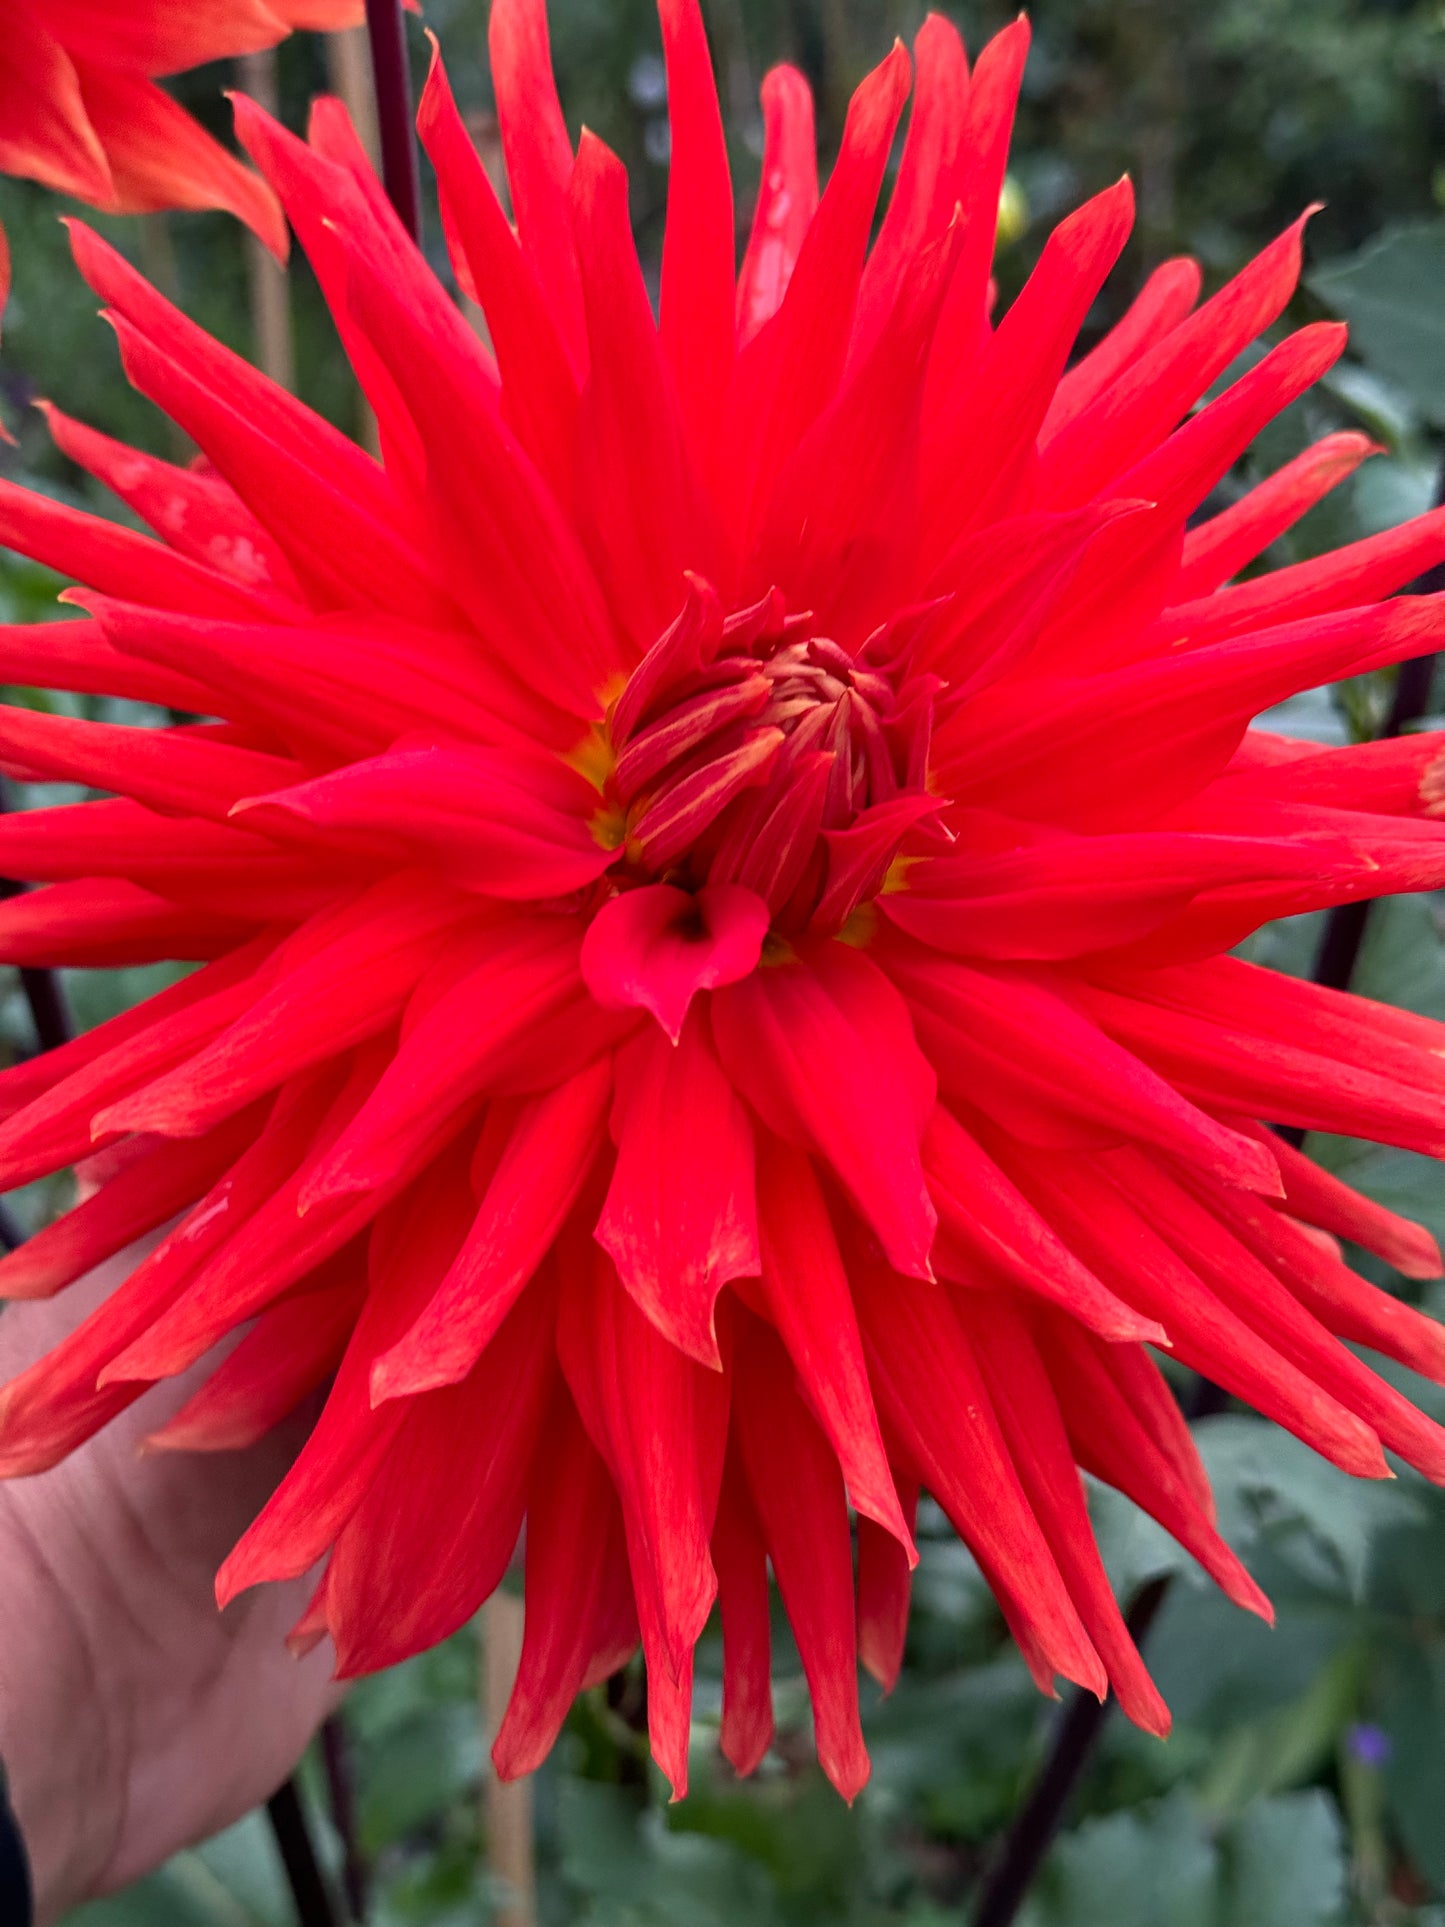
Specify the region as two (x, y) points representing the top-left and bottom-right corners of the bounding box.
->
(2, 0), (1445, 1800)
(0, 0), (369, 261)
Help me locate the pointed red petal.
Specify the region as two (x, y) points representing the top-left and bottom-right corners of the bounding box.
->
(922, 1104), (1165, 1343)
(0, 1109), (260, 1300)
(849, 13), (969, 369)
(571, 130), (728, 643)
(1033, 1311), (1272, 1620)
(922, 18), (1030, 383)
(856, 1476), (918, 1694)
(711, 1442), (774, 1774)
(215, 1140), (479, 1603)
(488, 0), (585, 365)
(732, 1312), (871, 1801)
(1042, 256), (1200, 439)
(76, 65), (287, 257)
(372, 1059), (612, 1400)
(38, 401), (300, 598)
(726, 40), (911, 543)
(326, 1279), (556, 1677)
(0, 13), (111, 204)
(756, 1138), (914, 1552)
(713, 940), (937, 1275)
(1175, 431), (1379, 601)
(658, 0), (735, 464)
(557, 1237), (727, 1702)
(966, 1293), (1171, 1737)
(598, 1009), (757, 1367)
(417, 39), (578, 496)
(146, 1254), (364, 1454)
(494, 1391), (636, 1778)
(1039, 210), (1314, 506)
(236, 743), (612, 901)
(735, 67), (817, 347)
(853, 1253), (1107, 1700)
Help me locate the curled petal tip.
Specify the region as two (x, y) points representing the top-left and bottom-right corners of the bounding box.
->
(581, 882), (769, 1039)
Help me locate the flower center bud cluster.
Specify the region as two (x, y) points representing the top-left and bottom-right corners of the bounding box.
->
(601, 583), (942, 936)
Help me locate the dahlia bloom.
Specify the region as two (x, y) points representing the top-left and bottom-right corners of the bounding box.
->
(2, 0), (1445, 1802)
(0, 0), (370, 261)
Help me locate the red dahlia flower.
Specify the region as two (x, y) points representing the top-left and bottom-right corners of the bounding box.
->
(1, 0), (1445, 1802)
(0, 0), (369, 261)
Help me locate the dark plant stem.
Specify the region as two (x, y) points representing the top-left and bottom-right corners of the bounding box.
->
(267, 1781), (341, 1927)
(970, 460), (1445, 1926)
(606, 1659), (653, 1793)
(321, 1715), (369, 1921)
(17, 966), (72, 1053)
(970, 1580), (1171, 1927)
(364, 0), (422, 244)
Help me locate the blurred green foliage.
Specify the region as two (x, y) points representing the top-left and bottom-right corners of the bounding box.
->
(0, 0), (1440, 1921)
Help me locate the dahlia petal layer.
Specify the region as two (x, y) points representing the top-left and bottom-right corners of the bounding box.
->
(0, 0), (378, 256)
(1, 0), (1445, 1802)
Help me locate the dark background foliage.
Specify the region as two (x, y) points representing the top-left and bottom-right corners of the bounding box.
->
(0, 0), (1441, 1921)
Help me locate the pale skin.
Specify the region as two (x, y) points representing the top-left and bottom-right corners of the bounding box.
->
(0, 1248), (337, 1924)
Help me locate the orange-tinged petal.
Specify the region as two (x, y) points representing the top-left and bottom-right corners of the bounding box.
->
(76, 64), (288, 257)
(0, 8), (111, 202)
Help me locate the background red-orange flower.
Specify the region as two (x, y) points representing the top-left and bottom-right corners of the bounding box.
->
(0, 0), (370, 264)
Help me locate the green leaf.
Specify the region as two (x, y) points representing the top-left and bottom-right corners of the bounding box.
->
(1022, 1790), (1216, 1927)
(1022, 1791), (1347, 1927)
(554, 1779), (782, 1927)
(1196, 1414), (1421, 1597)
(1309, 219), (1445, 424)
(671, 1767), (870, 1914)
(1349, 894), (1445, 1025)
(1149, 1581), (1351, 1732)
(1221, 1791), (1347, 1926)
(1194, 1651), (1365, 1817)
(863, 1657), (1046, 1842)
(343, 1638), (486, 1854)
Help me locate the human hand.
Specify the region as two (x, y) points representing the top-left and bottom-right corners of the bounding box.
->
(0, 1244), (339, 1923)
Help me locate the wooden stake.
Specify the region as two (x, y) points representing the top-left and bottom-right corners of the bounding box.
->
(236, 49), (295, 392)
(481, 1592), (537, 1927)
(325, 24), (381, 167)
